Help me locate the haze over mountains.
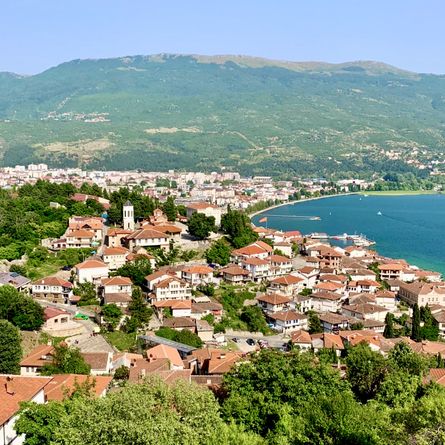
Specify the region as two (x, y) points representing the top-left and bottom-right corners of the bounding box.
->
(1, 54), (445, 177)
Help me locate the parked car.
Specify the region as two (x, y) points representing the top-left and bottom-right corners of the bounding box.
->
(232, 337), (238, 343)
(246, 338), (256, 346)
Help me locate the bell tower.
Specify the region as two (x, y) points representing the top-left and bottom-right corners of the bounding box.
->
(123, 200), (135, 231)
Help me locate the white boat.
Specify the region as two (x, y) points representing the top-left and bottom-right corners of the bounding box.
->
(377, 211), (382, 216)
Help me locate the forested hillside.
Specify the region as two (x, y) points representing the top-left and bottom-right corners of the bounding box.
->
(1, 54), (445, 177)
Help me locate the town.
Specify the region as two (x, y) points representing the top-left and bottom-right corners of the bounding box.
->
(1, 173), (445, 444)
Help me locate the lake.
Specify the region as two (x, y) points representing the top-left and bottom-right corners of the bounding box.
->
(251, 194), (445, 274)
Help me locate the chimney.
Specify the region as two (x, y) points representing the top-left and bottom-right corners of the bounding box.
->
(6, 376), (15, 395)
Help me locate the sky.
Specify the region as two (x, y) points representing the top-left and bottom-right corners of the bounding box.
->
(1, 0), (444, 75)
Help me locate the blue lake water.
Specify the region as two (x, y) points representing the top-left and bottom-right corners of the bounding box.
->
(251, 194), (445, 275)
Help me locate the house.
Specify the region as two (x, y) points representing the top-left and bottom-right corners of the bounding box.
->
(344, 246), (368, 258)
(269, 254), (293, 276)
(106, 228), (133, 248)
(0, 271), (31, 291)
(152, 277), (192, 302)
(65, 229), (94, 249)
(273, 241), (293, 258)
(181, 265), (214, 286)
(20, 344), (55, 376)
(257, 293), (291, 313)
(81, 352), (113, 375)
(297, 266), (319, 288)
(432, 310), (445, 338)
(341, 303), (389, 322)
(145, 270), (177, 292)
(0, 375), (51, 445)
(44, 374), (112, 401)
(125, 228), (170, 251)
(102, 246), (129, 270)
(398, 281), (445, 307)
(231, 242), (271, 263)
(142, 223), (182, 238)
(308, 245), (342, 270)
(348, 269), (377, 281)
(31, 276), (73, 304)
(112, 352), (143, 371)
(162, 317), (196, 332)
(219, 265), (250, 283)
(346, 279), (380, 294)
(415, 270), (442, 283)
(146, 344), (184, 370)
(311, 333), (345, 356)
(374, 290), (397, 311)
(195, 319), (214, 342)
(313, 281), (344, 294)
(319, 313), (352, 333)
(153, 299), (192, 318)
(268, 274), (304, 296)
(101, 276), (133, 307)
(42, 307), (85, 337)
(191, 300), (224, 321)
(68, 216), (104, 241)
(310, 291), (344, 313)
(241, 257), (271, 281)
(75, 259), (109, 284)
(290, 330), (312, 350)
(128, 357), (171, 383)
(186, 202), (222, 226)
(189, 349), (242, 376)
(378, 263), (404, 281)
(268, 311), (308, 333)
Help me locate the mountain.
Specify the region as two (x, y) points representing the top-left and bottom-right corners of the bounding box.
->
(1, 53), (445, 177)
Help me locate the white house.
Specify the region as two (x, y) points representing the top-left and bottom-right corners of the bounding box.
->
(268, 311), (308, 333)
(269, 254), (293, 276)
(102, 246), (129, 270)
(0, 375), (50, 445)
(125, 228), (170, 251)
(152, 277), (192, 302)
(31, 277), (73, 304)
(101, 276), (133, 307)
(241, 257), (270, 281)
(181, 265), (214, 287)
(257, 293), (291, 313)
(310, 291), (344, 313)
(75, 259), (109, 284)
(65, 230), (94, 249)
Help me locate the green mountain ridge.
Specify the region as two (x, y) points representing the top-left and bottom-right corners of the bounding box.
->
(0, 53), (445, 177)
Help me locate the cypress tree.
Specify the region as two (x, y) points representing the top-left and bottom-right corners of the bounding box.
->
(383, 312), (395, 338)
(411, 303), (422, 342)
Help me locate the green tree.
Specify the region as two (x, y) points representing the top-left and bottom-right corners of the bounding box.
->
(240, 306), (269, 334)
(101, 304), (123, 331)
(411, 303), (422, 342)
(16, 378), (261, 445)
(187, 212), (216, 240)
(220, 207), (258, 248)
(0, 320), (22, 374)
(162, 196), (177, 222)
(156, 327), (203, 348)
(308, 311), (323, 334)
(420, 304), (439, 341)
(345, 343), (387, 402)
(125, 287), (152, 332)
(73, 282), (98, 306)
(383, 312), (395, 338)
(0, 285), (44, 330)
(113, 365), (130, 381)
(114, 256), (153, 287)
(205, 239), (232, 266)
(41, 344), (91, 375)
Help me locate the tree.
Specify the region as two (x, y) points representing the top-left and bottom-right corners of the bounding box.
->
(383, 312), (395, 338)
(411, 303), (422, 342)
(345, 343), (387, 402)
(113, 365), (130, 381)
(15, 378), (260, 445)
(0, 320), (22, 374)
(187, 212), (216, 240)
(114, 256), (152, 286)
(220, 207), (258, 248)
(0, 285), (44, 330)
(41, 344), (90, 375)
(101, 304), (123, 331)
(125, 287), (152, 332)
(308, 311), (323, 334)
(73, 282), (98, 306)
(205, 239), (232, 266)
(240, 306), (269, 334)
(156, 327), (203, 348)
(162, 196), (177, 222)
(420, 304), (439, 341)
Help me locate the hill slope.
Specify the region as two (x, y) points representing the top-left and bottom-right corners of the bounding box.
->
(1, 54), (445, 177)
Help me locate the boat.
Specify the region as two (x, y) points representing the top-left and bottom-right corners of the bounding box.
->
(310, 216), (321, 221)
(331, 233), (348, 240)
(310, 232), (329, 239)
(377, 211), (382, 216)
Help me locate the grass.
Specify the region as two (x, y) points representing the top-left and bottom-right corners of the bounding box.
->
(104, 331), (137, 352)
(361, 190), (437, 196)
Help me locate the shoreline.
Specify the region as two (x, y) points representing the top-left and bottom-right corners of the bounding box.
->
(249, 193), (357, 220)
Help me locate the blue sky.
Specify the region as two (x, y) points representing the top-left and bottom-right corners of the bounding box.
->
(1, 0), (444, 74)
